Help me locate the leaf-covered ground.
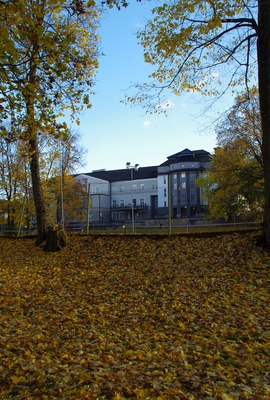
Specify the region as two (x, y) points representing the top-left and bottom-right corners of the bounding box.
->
(0, 231), (270, 399)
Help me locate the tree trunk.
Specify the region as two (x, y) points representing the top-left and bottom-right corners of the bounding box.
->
(257, 0), (270, 247)
(45, 229), (67, 252)
(29, 136), (47, 245)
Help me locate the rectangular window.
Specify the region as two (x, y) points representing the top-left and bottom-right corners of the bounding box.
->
(140, 198), (145, 206)
(132, 183), (136, 190)
(164, 188), (167, 197)
(120, 185), (124, 192)
(140, 183), (145, 190)
(190, 181), (196, 189)
(181, 195), (187, 203)
(120, 199), (124, 207)
(112, 212), (117, 220)
(173, 183), (177, 190)
(181, 182), (186, 189)
(164, 201), (167, 207)
(135, 211), (141, 219)
(112, 200), (117, 207)
(191, 194), (196, 202)
(119, 212), (125, 219)
(163, 176), (167, 184)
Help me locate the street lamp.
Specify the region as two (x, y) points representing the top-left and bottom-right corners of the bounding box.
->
(126, 162), (140, 233)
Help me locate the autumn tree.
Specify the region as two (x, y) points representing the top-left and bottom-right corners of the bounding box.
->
(129, 0), (270, 245)
(0, 0), (100, 244)
(198, 88), (264, 221)
(41, 129), (88, 227)
(0, 125), (32, 230)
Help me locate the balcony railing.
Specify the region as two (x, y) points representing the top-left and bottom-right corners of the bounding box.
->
(112, 204), (148, 210)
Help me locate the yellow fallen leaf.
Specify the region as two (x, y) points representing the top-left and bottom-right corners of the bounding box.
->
(11, 375), (25, 385)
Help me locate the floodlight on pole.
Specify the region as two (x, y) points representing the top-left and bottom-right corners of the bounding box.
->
(126, 162), (140, 233)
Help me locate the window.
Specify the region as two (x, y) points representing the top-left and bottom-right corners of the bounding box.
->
(112, 212), (117, 220)
(132, 183), (136, 190)
(181, 195), (187, 203)
(173, 173), (177, 180)
(140, 198), (145, 206)
(140, 183), (145, 190)
(119, 212), (125, 219)
(120, 185), (124, 192)
(120, 199), (124, 207)
(190, 181), (196, 189)
(163, 176), (167, 184)
(191, 194), (196, 202)
(181, 182), (186, 189)
(173, 183), (177, 190)
(164, 188), (167, 197)
(164, 201), (167, 207)
(112, 200), (117, 207)
(181, 172), (186, 178)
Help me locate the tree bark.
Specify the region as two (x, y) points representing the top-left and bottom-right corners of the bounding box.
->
(29, 136), (47, 245)
(45, 229), (67, 252)
(257, 0), (270, 247)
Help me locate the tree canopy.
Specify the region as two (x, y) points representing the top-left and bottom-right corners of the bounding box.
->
(126, 0), (258, 110)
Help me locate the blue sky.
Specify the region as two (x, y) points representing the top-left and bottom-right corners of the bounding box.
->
(76, 1), (218, 173)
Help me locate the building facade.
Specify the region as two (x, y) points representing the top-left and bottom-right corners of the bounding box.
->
(74, 149), (211, 225)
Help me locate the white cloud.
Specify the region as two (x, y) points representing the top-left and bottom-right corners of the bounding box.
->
(158, 99), (175, 110)
(143, 120), (151, 127)
(198, 71), (220, 88)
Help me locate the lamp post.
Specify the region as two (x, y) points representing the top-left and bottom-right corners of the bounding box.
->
(126, 162), (140, 233)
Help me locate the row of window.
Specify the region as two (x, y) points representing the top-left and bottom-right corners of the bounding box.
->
(163, 183), (196, 197)
(163, 194), (197, 207)
(163, 172), (197, 184)
(112, 183), (158, 192)
(112, 199), (146, 207)
(112, 211), (142, 220)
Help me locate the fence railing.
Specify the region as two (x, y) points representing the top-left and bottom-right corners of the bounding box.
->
(0, 221), (262, 237)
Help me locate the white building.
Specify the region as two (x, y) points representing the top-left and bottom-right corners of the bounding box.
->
(74, 149), (211, 226)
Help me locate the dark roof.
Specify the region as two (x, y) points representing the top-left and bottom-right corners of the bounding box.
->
(160, 148), (211, 166)
(74, 149), (212, 180)
(80, 166), (158, 182)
